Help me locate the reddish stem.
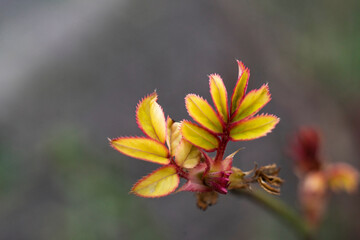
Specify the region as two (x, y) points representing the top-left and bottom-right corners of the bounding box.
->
(215, 127), (230, 163)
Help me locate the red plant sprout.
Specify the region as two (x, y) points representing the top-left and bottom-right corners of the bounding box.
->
(291, 127), (322, 175)
(109, 61), (281, 209)
(290, 127), (359, 227)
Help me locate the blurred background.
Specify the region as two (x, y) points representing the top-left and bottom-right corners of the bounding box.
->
(0, 0), (359, 239)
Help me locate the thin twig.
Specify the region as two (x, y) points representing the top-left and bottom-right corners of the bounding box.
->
(231, 189), (313, 240)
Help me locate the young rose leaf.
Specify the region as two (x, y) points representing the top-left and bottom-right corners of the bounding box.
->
(230, 60), (250, 115)
(175, 138), (200, 168)
(110, 137), (169, 164)
(185, 94), (223, 134)
(229, 114), (280, 141)
(166, 117), (182, 157)
(131, 165), (180, 198)
(136, 92), (166, 143)
(232, 84), (271, 122)
(181, 121), (220, 151)
(166, 117), (174, 149)
(209, 74), (229, 122)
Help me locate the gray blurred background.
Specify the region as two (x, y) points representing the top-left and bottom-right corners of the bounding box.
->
(0, 0), (359, 239)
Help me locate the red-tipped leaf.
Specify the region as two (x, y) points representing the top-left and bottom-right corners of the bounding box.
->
(131, 165), (180, 198)
(232, 84), (271, 122)
(230, 61), (250, 115)
(185, 94), (224, 134)
(229, 114), (280, 141)
(209, 74), (229, 123)
(136, 92), (167, 143)
(110, 137), (170, 164)
(181, 120), (220, 152)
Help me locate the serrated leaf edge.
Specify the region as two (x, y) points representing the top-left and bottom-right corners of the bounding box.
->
(229, 114), (280, 141)
(130, 165), (180, 198)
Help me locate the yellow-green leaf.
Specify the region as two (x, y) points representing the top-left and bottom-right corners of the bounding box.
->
(136, 92), (166, 143)
(131, 165), (180, 198)
(232, 84), (271, 122)
(166, 117), (182, 156)
(175, 138), (200, 168)
(110, 137), (169, 164)
(166, 117), (174, 149)
(231, 61), (249, 115)
(229, 114), (279, 141)
(181, 121), (220, 151)
(209, 74), (229, 122)
(185, 94), (223, 134)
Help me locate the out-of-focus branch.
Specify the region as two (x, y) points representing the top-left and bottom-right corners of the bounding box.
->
(231, 189), (313, 240)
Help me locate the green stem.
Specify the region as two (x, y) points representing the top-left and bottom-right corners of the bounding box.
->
(231, 189), (313, 239)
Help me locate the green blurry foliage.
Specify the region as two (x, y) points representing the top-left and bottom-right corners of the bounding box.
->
(0, 127), (164, 240)
(46, 129), (165, 240)
(259, 0), (360, 102)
